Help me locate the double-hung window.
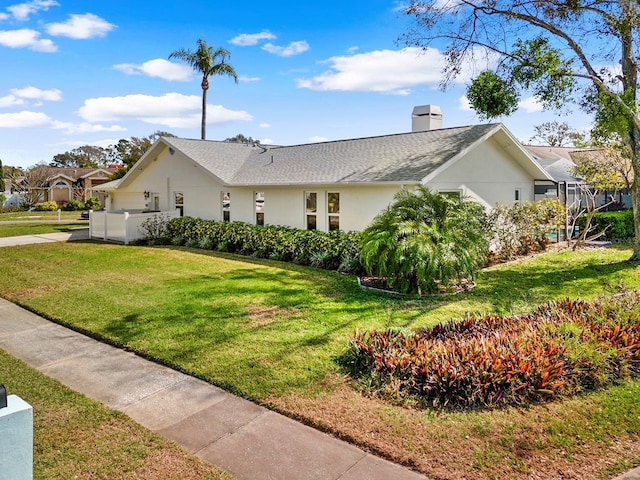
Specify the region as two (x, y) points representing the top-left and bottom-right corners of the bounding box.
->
(306, 192), (317, 230)
(222, 192), (231, 222)
(174, 191), (184, 216)
(255, 192), (265, 226)
(327, 192), (340, 231)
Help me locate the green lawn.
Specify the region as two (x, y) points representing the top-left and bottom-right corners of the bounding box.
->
(0, 210), (85, 221)
(0, 222), (88, 238)
(0, 350), (230, 479)
(0, 242), (639, 479)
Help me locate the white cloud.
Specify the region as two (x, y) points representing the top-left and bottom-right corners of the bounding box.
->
(347, 46), (359, 54)
(51, 121), (126, 134)
(239, 75), (260, 82)
(46, 13), (115, 39)
(0, 110), (53, 127)
(230, 30), (276, 46)
(0, 13), (9, 20)
(0, 109), (125, 134)
(262, 40), (309, 57)
(261, 138), (274, 144)
(309, 135), (328, 143)
(519, 96), (543, 113)
(7, 0), (58, 21)
(458, 95), (473, 111)
(297, 46), (495, 95)
(113, 59), (193, 81)
(0, 28), (56, 51)
(0, 95), (24, 107)
(11, 86), (62, 101)
(259, 123), (271, 128)
(77, 93), (253, 128)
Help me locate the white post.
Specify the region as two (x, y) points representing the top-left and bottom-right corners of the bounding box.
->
(57, 208), (61, 221)
(88, 210), (94, 239)
(124, 212), (130, 245)
(0, 395), (33, 480)
(103, 212), (108, 241)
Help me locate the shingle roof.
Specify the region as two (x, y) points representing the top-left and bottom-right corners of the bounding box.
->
(161, 137), (258, 184)
(160, 123), (503, 186)
(524, 145), (594, 183)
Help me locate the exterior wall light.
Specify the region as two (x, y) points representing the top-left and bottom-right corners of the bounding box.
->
(144, 190), (150, 199)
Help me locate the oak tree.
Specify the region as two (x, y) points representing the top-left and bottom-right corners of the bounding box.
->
(404, 0), (640, 260)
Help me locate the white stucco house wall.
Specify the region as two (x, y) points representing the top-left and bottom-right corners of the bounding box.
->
(91, 109), (554, 242)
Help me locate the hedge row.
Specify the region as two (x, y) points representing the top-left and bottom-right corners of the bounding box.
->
(345, 291), (640, 409)
(141, 216), (363, 273)
(577, 209), (634, 240)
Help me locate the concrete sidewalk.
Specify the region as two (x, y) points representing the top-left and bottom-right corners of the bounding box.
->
(0, 228), (90, 247)
(0, 298), (426, 480)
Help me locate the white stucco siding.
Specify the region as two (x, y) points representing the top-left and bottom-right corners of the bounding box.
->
(110, 192), (146, 211)
(426, 137), (535, 208)
(334, 185), (401, 231)
(219, 185), (400, 232)
(118, 147), (225, 218)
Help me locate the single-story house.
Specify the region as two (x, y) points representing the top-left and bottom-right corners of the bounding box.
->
(525, 145), (632, 210)
(91, 106), (555, 243)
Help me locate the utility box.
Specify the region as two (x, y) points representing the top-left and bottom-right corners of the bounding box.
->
(0, 392), (33, 480)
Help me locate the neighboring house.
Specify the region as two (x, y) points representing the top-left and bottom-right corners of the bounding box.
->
(91, 106), (555, 242)
(525, 145), (632, 210)
(7, 166), (121, 207)
(42, 167), (120, 206)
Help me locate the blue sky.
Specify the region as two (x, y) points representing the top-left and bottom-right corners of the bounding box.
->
(0, 0), (592, 168)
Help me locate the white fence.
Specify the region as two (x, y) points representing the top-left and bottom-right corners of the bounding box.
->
(89, 210), (180, 244)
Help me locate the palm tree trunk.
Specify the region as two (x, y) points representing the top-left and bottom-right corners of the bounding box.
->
(201, 85), (207, 140)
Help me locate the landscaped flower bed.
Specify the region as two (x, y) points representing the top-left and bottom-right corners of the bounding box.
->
(345, 291), (640, 409)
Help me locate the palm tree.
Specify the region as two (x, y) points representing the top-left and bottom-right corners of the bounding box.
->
(359, 186), (489, 295)
(169, 39), (238, 140)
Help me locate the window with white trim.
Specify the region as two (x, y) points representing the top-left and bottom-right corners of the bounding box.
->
(174, 191), (184, 216)
(305, 192), (317, 230)
(222, 192), (231, 222)
(255, 191), (265, 226)
(327, 192), (340, 231)
(438, 190), (462, 200)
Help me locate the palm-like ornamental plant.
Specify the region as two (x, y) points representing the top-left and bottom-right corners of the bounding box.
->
(169, 39), (238, 140)
(359, 186), (489, 295)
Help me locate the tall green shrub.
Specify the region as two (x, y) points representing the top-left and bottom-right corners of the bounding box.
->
(488, 198), (566, 260)
(577, 210), (634, 241)
(359, 187), (489, 295)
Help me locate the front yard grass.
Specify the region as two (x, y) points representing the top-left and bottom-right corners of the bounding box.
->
(0, 210), (84, 221)
(0, 350), (230, 479)
(0, 222), (88, 238)
(0, 242), (639, 479)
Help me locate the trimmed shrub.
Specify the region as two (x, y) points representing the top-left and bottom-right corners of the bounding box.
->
(34, 201), (59, 211)
(344, 291), (640, 410)
(84, 196), (102, 210)
(138, 213), (172, 244)
(488, 198), (566, 261)
(62, 199), (85, 211)
(576, 209), (634, 241)
(156, 216), (362, 273)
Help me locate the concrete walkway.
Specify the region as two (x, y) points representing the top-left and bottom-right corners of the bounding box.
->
(0, 228), (90, 247)
(0, 299), (426, 480)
